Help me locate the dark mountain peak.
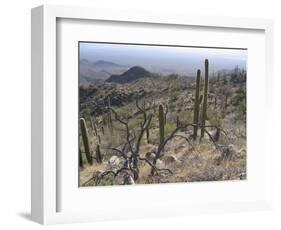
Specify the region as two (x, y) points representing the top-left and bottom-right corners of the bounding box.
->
(106, 66), (151, 84)
(125, 66), (149, 75)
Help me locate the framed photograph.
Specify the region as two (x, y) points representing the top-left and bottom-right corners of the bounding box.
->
(31, 5), (274, 225)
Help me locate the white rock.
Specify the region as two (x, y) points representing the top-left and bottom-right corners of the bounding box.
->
(123, 175), (135, 185)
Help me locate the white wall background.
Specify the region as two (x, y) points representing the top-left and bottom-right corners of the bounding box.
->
(0, 0), (280, 229)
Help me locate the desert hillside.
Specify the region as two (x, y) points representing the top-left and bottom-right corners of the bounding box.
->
(79, 61), (246, 186)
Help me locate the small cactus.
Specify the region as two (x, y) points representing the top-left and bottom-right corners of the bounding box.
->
(159, 104), (165, 146)
(214, 96), (217, 108)
(200, 59), (209, 138)
(193, 69), (201, 139)
(80, 118), (93, 165)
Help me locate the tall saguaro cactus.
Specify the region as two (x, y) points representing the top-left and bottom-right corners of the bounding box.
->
(201, 59), (209, 138)
(80, 118), (93, 165)
(193, 69), (201, 139)
(159, 104), (165, 146)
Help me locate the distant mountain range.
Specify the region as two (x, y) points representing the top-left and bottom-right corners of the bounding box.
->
(92, 60), (126, 68)
(80, 59), (128, 83)
(106, 66), (151, 84)
(79, 59), (245, 85)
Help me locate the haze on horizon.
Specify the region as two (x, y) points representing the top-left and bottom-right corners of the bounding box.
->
(80, 42), (247, 76)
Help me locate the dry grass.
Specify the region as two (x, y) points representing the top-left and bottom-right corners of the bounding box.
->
(80, 123), (246, 186)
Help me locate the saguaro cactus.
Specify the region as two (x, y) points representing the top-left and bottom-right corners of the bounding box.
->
(159, 104), (165, 146)
(193, 69), (201, 139)
(107, 96), (113, 133)
(176, 116), (180, 128)
(97, 134), (101, 144)
(199, 95), (203, 105)
(90, 116), (98, 136)
(80, 118), (93, 165)
(146, 127), (150, 144)
(79, 148), (83, 168)
(145, 114), (153, 144)
(96, 144), (102, 163)
(201, 59), (209, 138)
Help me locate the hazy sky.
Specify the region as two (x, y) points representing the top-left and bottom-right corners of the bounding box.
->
(79, 42), (247, 75)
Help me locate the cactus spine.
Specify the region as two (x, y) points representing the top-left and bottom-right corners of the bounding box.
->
(80, 118), (93, 165)
(193, 69), (201, 139)
(159, 104), (165, 146)
(200, 59), (209, 138)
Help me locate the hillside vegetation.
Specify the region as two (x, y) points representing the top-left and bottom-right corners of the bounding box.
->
(79, 60), (246, 186)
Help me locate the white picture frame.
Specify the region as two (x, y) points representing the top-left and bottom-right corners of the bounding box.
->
(31, 5), (274, 225)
